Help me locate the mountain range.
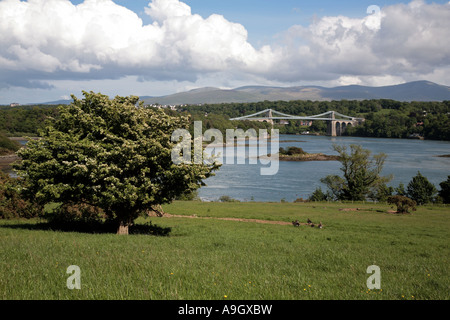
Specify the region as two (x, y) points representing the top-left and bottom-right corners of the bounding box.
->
(38, 80), (450, 105)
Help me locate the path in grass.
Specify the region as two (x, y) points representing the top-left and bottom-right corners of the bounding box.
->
(158, 205), (398, 227)
(161, 213), (295, 226)
(159, 210), (374, 227)
(160, 208), (432, 230)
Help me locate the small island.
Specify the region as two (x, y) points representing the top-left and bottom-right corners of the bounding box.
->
(277, 146), (340, 162)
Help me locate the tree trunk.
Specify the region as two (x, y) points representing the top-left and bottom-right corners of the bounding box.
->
(117, 220), (131, 235)
(149, 204), (165, 217)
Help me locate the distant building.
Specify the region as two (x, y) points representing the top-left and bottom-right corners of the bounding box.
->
(150, 104), (178, 110)
(10, 103), (20, 107)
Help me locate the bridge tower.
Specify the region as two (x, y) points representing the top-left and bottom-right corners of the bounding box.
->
(326, 111), (337, 137)
(260, 109), (274, 127)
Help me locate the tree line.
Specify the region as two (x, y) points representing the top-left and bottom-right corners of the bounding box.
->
(0, 105), (59, 136)
(179, 99), (450, 140)
(1, 99), (449, 140)
(0, 132), (20, 155)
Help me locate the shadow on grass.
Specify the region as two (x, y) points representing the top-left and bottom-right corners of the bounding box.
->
(0, 220), (172, 236)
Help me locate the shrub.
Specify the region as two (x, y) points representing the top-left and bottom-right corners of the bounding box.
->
(279, 146), (306, 156)
(368, 183), (394, 202)
(219, 195), (239, 202)
(387, 195), (417, 214)
(407, 172), (437, 205)
(175, 190), (200, 201)
(0, 171), (42, 219)
(308, 187), (329, 202)
(44, 202), (171, 235)
(438, 176), (450, 204)
(44, 202), (109, 232)
(395, 183), (407, 196)
(294, 198), (309, 203)
(0, 132), (20, 155)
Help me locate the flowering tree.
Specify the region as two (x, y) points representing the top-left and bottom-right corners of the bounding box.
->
(15, 92), (218, 234)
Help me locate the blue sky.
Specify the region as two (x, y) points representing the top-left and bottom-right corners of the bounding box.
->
(0, 0), (449, 104)
(69, 0), (449, 46)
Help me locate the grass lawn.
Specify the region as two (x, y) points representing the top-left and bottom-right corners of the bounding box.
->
(0, 201), (448, 300)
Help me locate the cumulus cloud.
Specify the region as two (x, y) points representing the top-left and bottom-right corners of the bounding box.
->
(145, 0), (191, 22)
(0, 0), (449, 92)
(0, 0), (277, 88)
(276, 0), (450, 84)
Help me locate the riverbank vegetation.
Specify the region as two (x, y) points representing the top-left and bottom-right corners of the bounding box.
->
(1, 99), (449, 140)
(0, 132), (20, 155)
(0, 105), (58, 137)
(308, 143), (448, 205)
(178, 99), (450, 140)
(319, 144), (391, 202)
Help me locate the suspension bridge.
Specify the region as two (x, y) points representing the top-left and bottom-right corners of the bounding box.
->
(229, 109), (365, 137)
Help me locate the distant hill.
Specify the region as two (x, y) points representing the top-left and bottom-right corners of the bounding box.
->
(141, 81), (450, 105)
(29, 99), (72, 106)
(27, 80), (450, 105)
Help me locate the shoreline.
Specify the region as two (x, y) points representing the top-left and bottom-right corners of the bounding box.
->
(278, 153), (340, 161)
(258, 153), (340, 162)
(0, 154), (20, 171)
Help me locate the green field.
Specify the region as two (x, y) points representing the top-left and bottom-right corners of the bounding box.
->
(0, 201), (448, 300)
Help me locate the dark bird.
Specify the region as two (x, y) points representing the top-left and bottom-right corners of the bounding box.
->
(292, 220), (300, 227)
(307, 218), (312, 224)
(318, 222), (323, 229)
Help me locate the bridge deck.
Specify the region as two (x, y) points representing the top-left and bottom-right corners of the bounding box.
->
(229, 109), (364, 122)
(230, 116), (357, 121)
(229, 109), (365, 137)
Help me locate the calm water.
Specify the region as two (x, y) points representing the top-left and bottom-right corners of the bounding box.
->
(198, 135), (450, 202)
(4, 136), (449, 202)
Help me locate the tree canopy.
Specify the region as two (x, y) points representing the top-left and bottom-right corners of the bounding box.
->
(320, 144), (392, 201)
(439, 176), (450, 204)
(15, 92), (219, 234)
(406, 171), (437, 205)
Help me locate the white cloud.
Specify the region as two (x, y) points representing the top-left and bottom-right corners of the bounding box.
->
(0, 0), (277, 86)
(275, 0), (450, 85)
(0, 0), (449, 97)
(145, 0), (191, 22)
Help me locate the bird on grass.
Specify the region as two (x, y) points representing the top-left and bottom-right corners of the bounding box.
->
(292, 220), (300, 227)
